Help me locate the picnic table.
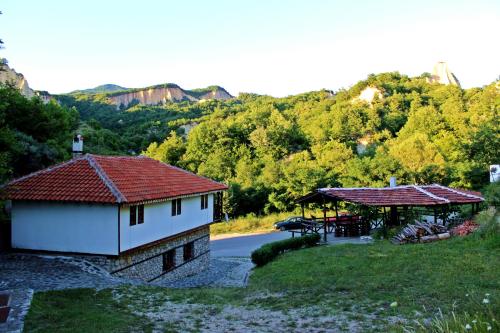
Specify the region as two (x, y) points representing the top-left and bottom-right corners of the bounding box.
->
(287, 215), (370, 238)
(330, 215), (371, 236)
(287, 220), (322, 237)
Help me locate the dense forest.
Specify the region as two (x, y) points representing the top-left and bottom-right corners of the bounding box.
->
(0, 85), (78, 184)
(0, 72), (498, 216)
(52, 72), (499, 216)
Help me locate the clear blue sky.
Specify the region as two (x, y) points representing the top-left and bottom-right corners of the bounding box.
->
(1, 0), (499, 96)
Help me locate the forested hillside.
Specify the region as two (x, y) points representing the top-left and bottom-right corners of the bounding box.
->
(55, 72), (499, 216)
(0, 85), (79, 184)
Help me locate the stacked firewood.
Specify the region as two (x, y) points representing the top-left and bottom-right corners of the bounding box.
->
(392, 221), (449, 244)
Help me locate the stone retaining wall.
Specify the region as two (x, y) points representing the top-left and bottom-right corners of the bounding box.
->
(81, 225), (210, 281)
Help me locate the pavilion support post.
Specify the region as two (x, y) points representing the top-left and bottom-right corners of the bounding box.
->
(402, 206), (408, 225)
(334, 200), (339, 220)
(301, 203), (305, 219)
(383, 207), (388, 227)
(433, 207), (437, 224)
(390, 206), (398, 226)
(442, 205), (448, 226)
(323, 200), (327, 242)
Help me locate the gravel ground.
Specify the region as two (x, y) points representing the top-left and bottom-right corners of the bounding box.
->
(114, 289), (407, 333)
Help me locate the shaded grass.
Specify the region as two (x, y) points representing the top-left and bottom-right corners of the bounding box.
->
(24, 289), (152, 333)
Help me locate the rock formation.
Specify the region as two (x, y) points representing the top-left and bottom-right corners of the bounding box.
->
(0, 61), (53, 103)
(107, 84), (232, 109)
(0, 61), (35, 98)
(179, 122), (199, 138)
(427, 62), (461, 87)
(357, 86), (382, 104)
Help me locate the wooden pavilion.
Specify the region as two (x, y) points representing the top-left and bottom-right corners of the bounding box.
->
(296, 184), (484, 241)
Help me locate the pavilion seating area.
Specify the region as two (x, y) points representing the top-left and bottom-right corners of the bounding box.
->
(296, 184), (484, 241)
(333, 215), (371, 237)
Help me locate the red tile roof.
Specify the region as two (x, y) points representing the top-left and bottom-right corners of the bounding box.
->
(2, 154), (228, 204)
(298, 184), (483, 206)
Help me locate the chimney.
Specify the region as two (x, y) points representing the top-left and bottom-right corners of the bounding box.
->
(390, 177), (397, 188)
(72, 134), (83, 157)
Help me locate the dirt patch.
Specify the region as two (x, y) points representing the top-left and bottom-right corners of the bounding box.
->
(113, 289), (407, 332)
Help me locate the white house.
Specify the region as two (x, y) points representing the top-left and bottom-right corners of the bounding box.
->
(3, 154), (227, 281)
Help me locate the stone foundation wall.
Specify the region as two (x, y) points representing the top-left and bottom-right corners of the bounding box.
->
(82, 225), (210, 282)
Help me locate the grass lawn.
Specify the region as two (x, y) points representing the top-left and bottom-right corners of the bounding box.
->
(25, 212), (499, 332)
(24, 289), (152, 333)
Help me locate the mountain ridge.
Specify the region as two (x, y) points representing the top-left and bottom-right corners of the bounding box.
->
(70, 84), (128, 94)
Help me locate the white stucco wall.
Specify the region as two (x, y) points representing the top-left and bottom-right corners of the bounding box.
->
(120, 194), (214, 252)
(11, 201), (118, 255)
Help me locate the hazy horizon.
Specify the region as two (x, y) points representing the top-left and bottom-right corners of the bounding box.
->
(1, 0), (499, 97)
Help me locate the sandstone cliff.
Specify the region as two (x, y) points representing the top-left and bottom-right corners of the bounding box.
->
(0, 61), (54, 103)
(0, 62), (35, 98)
(357, 86), (382, 104)
(427, 62), (461, 87)
(107, 84), (232, 109)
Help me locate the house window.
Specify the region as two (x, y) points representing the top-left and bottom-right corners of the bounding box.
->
(162, 249), (175, 271)
(130, 204), (144, 226)
(171, 198), (182, 216)
(201, 194), (208, 210)
(183, 242), (194, 261)
(137, 205), (144, 224)
(130, 206), (136, 226)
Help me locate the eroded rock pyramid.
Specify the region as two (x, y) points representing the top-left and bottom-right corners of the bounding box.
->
(427, 61), (461, 87)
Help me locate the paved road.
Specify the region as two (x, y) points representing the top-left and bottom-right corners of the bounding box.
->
(210, 231), (370, 257)
(211, 232), (291, 257)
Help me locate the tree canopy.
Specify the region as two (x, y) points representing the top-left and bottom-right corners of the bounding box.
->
(0, 85), (79, 183)
(49, 73), (500, 216)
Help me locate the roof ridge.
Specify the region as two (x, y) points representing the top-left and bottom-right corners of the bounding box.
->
(143, 155), (228, 188)
(319, 185), (415, 191)
(412, 185), (450, 203)
(86, 155), (127, 203)
(3, 156), (84, 187)
(429, 184), (484, 200)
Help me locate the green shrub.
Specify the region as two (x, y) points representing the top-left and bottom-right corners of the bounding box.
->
(473, 207), (499, 240)
(303, 233), (321, 247)
(251, 234), (320, 267)
(483, 181), (500, 208)
(372, 226), (402, 240)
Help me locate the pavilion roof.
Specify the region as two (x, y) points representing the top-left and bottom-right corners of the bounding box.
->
(297, 184), (483, 207)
